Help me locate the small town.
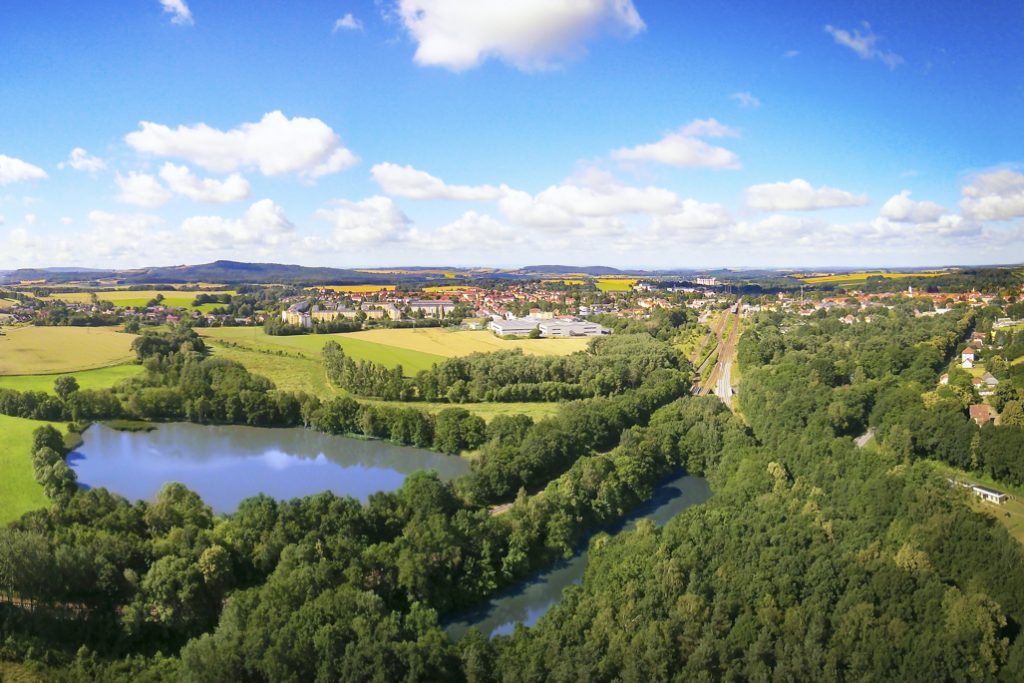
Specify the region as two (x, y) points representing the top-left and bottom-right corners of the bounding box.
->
(3, 1), (1024, 679)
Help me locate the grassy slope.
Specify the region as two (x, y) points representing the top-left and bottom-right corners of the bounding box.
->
(344, 327), (590, 358)
(198, 327), (445, 374)
(207, 342), (339, 397)
(927, 461), (1024, 545)
(0, 414), (57, 525)
(204, 334), (563, 422)
(0, 327), (135, 375)
(42, 289), (234, 309)
(0, 363), (143, 393)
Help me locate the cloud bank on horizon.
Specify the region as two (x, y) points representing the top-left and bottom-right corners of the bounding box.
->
(0, 0), (1021, 269)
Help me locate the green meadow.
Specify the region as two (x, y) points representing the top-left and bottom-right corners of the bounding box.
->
(0, 414), (59, 525)
(199, 327), (446, 374)
(0, 363), (143, 393)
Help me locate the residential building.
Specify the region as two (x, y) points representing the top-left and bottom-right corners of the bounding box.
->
(969, 404), (993, 426)
(408, 300), (457, 318)
(972, 485), (1008, 505)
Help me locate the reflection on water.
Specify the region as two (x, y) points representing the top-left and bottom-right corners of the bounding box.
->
(444, 472), (711, 640)
(69, 422), (469, 513)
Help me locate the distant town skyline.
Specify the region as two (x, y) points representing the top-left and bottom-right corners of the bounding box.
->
(1, 0), (1022, 269)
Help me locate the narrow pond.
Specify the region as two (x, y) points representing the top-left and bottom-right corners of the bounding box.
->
(68, 422), (470, 513)
(444, 472), (711, 640)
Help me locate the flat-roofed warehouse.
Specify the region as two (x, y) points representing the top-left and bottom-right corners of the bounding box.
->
(489, 317), (610, 337)
(538, 320), (611, 337)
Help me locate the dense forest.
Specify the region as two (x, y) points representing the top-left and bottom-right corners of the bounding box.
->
(3, 304), (1024, 679)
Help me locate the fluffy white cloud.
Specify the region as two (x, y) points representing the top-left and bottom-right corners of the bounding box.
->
(426, 212), (526, 249)
(396, 0), (644, 71)
(371, 163), (502, 200)
(824, 22), (903, 69)
(611, 119), (741, 169)
(159, 163), (251, 203)
(960, 169), (1024, 221)
(315, 196), (412, 245)
(654, 200), (732, 234)
(87, 210), (167, 260)
(182, 200), (295, 248)
(880, 190), (946, 223)
(125, 111), (358, 177)
(730, 91), (761, 108)
(334, 13), (363, 31)
(160, 0), (193, 26)
(115, 172), (172, 208)
(0, 155), (47, 185)
(745, 179), (869, 211)
(59, 148), (106, 173)
(497, 171), (682, 229)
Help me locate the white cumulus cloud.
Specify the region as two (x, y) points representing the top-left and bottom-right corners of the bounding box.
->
(115, 172), (172, 208)
(960, 169), (1024, 221)
(159, 163), (251, 203)
(497, 171), (683, 229)
(824, 22), (903, 69)
(371, 162), (503, 200)
(611, 119), (741, 169)
(879, 190), (946, 223)
(396, 0), (645, 72)
(159, 0), (193, 26)
(334, 13), (363, 31)
(59, 148), (107, 173)
(425, 212), (526, 249)
(730, 91), (761, 108)
(182, 199), (295, 248)
(315, 196), (413, 245)
(125, 111), (359, 178)
(745, 179), (869, 211)
(0, 155), (48, 185)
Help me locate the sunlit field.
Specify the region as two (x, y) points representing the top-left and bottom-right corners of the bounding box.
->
(0, 326), (135, 374)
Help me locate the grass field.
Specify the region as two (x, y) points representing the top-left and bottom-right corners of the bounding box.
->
(363, 398), (561, 422)
(0, 327), (135, 375)
(198, 327), (446, 373)
(203, 331), (567, 421)
(0, 363), (143, 393)
(345, 328), (591, 358)
(928, 461), (1024, 545)
(307, 285), (396, 293)
(206, 342), (339, 396)
(798, 271), (947, 285)
(0, 661), (43, 683)
(41, 289), (234, 309)
(596, 278), (638, 292)
(0, 414), (58, 525)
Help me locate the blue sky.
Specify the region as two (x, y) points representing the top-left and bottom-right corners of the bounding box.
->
(1, 0), (1022, 270)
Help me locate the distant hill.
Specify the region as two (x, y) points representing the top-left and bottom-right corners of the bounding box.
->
(518, 265), (628, 276)
(0, 261), (397, 286)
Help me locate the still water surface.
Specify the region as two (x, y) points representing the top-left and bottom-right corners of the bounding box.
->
(69, 422), (469, 513)
(444, 472), (711, 639)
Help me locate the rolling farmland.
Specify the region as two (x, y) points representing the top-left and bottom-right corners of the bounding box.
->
(0, 363), (143, 393)
(344, 327), (591, 358)
(0, 327), (135, 375)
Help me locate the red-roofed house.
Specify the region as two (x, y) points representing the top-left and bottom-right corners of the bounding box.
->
(970, 404), (993, 426)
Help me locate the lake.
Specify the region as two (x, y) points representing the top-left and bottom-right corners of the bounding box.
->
(68, 422), (470, 513)
(444, 471), (711, 640)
